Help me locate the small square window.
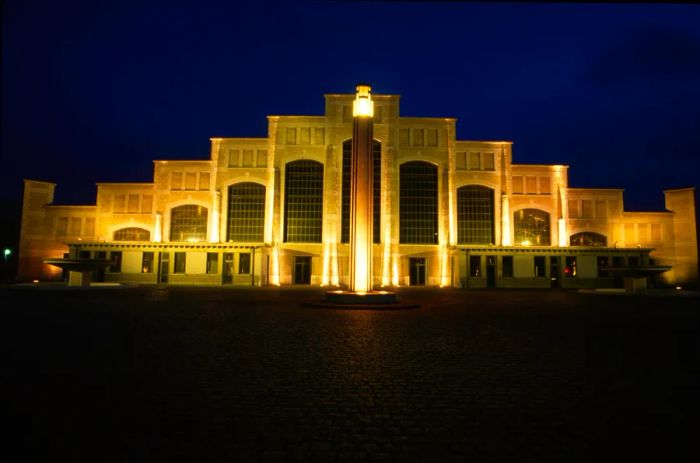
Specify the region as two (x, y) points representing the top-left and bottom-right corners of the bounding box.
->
(174, 252), (186, 273)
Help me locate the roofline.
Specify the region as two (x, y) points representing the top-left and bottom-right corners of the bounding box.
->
(23, 179), (56, 185)
(210, 137), (268, 142)
(456, 140), (513, 145)
(153, 159), (211, 163)
(95, 182), (154, 186)
(567, 187), (623, 192)
(512, 163), (569, 168)
(663, 186), (696, 193)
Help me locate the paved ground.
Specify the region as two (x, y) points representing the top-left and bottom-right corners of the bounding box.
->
(3, 285), (699, 462)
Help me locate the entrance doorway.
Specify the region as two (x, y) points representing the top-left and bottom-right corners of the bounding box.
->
(486, 256), (496, 288)
(222, 252), (234, 284)
(293, 256), (311, 284)
(409, 258), (426, 286)
(550, 256), (560, 288)
(158, 252), (169, 284)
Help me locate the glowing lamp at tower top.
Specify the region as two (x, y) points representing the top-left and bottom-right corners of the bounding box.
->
(353, 84), (374, 118)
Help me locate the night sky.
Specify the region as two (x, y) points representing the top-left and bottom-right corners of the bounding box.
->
(3, 0), (700, 221)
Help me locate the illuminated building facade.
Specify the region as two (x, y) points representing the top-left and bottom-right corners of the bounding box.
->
(19, 91), (698, 288)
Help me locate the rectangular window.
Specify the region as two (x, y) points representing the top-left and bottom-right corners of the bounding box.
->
(128, 194), (140, 213)
(174, 252), (186, 273)
(79, 250), (91, 259)
(612, 256), (624, 267)
(185, 172), (196, 190)
(142, 195), (153, 214)
(56, 217), (68, 236)
(482, 152), (495, 171)
(581, 200), (593, 218)
(109, 251), (122, 273)
(374, 105), (383, 123)
(70, 217), (81, 235)
(256, 150), (268, 167)
(568, 200), (579, 218)
(525, 176), (537, 194)
(114, 194), (126, 213)
(299, 127), (311, 145)
(142, 252), (154, 273)
(413, 129), (424, 146)
(426, 128), (438, 147)
(469, 152), (480, 170)
(534, 256), (546, 277)
(171, 172), (182, 190)
(342, 105), (352, 123)
(456, 152), (467, 170)
(238, 253), (251, 274)
(638, 224), (649, 243)
(228, 149), (240, 167)
(595, 200), (606, 218)
(512, 176), (523, 194)
(597, 256), (608, 277)
(206, 252), (218, 274)
(314, 128), (325, 145)
(285, 127), (296, 144)
(564, 256), (577, 277)
(242, 150), (254, 167)
(502, 256), (513, 278)
(624, 223), (635, 244)
(539, 177), (551, 194)
(199, 172), (210, 190)
(651, 223), (662, 241)
(628, 256), (639, 266)
(84, 217), (95, 237)
(399, 129), (410, 146)
(469, 255), (481, 277)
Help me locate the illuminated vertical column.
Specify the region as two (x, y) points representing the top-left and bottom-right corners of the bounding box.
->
(349, 84), (374, 293)
(556, 166), (569, 247)
(501, 194), (511, 246)
(270, 244), (281, 286)
(210, 191), (220, 243)
(153, 212), (163, 242)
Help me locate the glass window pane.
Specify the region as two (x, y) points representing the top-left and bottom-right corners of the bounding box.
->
(238, 253), (251, 274)
(570, 232), (606, 246)
(284, 160), (323, 243)
(206, 252), (218, 274)
(142, 252), (154, 273)
(114, 227), (150, 241)
(400, 161), (438, 244)
(174, 252), (186, 273)
(457, 185), (494, 244)
(514, 209), (550, 246)
(469, 255), (481, 277)
(109, 251), (122, 273)
(227, 182), (265, 242)
(502, 256), (513, 277)
(170, 205), (208, 242)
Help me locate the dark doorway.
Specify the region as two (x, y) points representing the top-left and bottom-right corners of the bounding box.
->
(409, 258), (426, 286)
(158, 252), (169, 284)
(550, 256), (559, 288)
(93, 251), (106, 282)
(222, 252), (234, 284)
(293, 256), (311, 284)
(486, 255), (496, 288)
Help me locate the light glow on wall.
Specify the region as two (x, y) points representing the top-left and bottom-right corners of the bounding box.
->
(270, 245), (280, 286)
(501, 195), (512, 246)
(440, 245), (450, 287)
(558, 218), (567, 247)
(391, 251), (399, 286)
(210, 191), (220, 242)
(153, 212), (163, 242)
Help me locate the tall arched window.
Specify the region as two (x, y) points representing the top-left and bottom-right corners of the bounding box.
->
(284, 160), (323, 243)
(113, 227), (150, 241)
(227, 182), (265, 242)
(457, 185), (494, 244)
(513, 209), (550, 245)
(170, 205), (208, 242)
(570, 232), (607, 247)
(400, 161), (438, 244)
(341, 139), (381, 244)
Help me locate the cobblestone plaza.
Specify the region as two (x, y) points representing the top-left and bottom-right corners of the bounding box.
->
(5, 286), (698, 461)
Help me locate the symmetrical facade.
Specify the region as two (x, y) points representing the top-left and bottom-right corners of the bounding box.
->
(19, 92), (699, 288)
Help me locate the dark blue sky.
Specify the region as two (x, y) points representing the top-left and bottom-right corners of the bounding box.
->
(3, 0), (700, 212)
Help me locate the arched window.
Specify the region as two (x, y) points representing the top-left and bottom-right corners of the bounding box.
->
(400, 161), (438, 244)
(514, 209), (550, 246)
(570, 232), (607, 247)
(341, 139), (381, 244)
(113, 227), (150, 241)
(227, 182), (265, 242)
(284, 160), (323, 243)
(457, 185), (494, 244)
(170, 205), (208, 242)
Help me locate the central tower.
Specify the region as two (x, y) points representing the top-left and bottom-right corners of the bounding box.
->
(348, 84), (374, 292)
